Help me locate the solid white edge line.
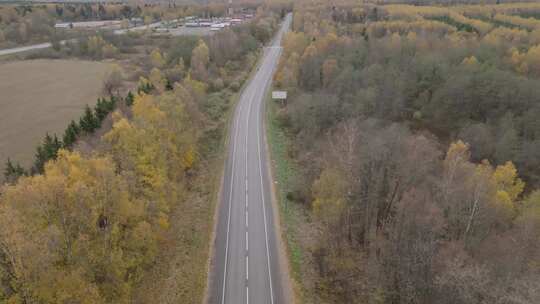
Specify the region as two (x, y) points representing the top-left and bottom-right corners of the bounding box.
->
(244, 69), (255, 304)
(256, 49), (278, 304)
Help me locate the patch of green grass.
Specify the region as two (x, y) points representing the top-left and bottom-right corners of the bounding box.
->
(471, 15), (525, 31)
(517, 11), (540, 20)
(426, 15), (478, 34)
(265, 93), (306, 300)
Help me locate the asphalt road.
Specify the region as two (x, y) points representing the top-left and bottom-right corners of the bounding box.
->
(208, 14), (292, 304)
(113, 21), (163, 35)
(0, 42), (53, 57)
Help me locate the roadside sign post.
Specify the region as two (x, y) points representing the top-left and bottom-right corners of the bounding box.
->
(272, 90), (287, 106)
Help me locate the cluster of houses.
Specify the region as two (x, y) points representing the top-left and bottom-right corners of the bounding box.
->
(184, 15), (253, 31)
(170, 14), (253, 32)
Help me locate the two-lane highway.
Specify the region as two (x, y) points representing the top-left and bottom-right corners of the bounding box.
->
(208, 14), (292, 304)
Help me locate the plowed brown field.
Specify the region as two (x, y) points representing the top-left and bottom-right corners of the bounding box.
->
(0, 59), (111, 176)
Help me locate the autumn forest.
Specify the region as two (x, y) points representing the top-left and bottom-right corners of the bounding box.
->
(2, 0), (540, 303)
(270, 0), (540, 303)
(0, 1), (285, 302)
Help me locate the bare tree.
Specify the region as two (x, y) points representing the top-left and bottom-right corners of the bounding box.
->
(102, 65), (123, 97)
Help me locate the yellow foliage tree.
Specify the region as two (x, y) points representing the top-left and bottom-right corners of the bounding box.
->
(150, 48), (166, 69)
(87, 36), (106, 58)
(190, 40), (210, 82)
(283, 31), (309, 58)
(105, 90), (196, 220)
(102, 43), (118, 58)
(0, 150), (153, 303)
(312, 168), (348, 225)
(322, 58), (338, 87)
(276, 52), (300, 89)
(149, 68), (166, 92)
(443, 140), (471, 182)
(181, 145), (196, 170)
(491, 161), (525, 205)
(183, 74), (208, 103)
(461, 55), (479, 67)
(517, 192), (540, 244)
(523, 44), (540, 76)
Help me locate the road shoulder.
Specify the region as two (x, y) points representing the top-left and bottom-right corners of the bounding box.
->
(263, 94), (296, 304)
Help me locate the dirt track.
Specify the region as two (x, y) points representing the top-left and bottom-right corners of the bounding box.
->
(0, 59), (111, 175)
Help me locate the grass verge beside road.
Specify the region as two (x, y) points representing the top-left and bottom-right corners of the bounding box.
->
(266, 93), (309, 303)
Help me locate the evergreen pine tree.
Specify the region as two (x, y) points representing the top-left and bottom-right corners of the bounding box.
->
(44, 133), (61, 159)
(95, 98), (108, 123)
(63, 120), (79, 148)
(147, 82), (155, 92)
(33, 145), (47, 174)
(33, 133), (62, 174)
(52, 134), (62, 155)
(5, 158), (15, 176)
(80, 105), (98, 133)
(126, 91), (135, 106)
(109, 96), (117, 110)
(43, 133), (55, 159)
(95, 97), (117, 125)
(138, 82), (154, 94)
(4, 158), (26, 183)
(165, 79), (173, 91)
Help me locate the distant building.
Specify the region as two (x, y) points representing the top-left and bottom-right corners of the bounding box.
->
(54, 23), (72, 29)
(211, 22), (230, 31)
(131, 17), (143, 26)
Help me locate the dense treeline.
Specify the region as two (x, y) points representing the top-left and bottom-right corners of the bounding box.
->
(0, 1), (283, 50)
(0, 3), (144, 48)
(279, 0), (540, 185)
(273, 1), (540, 303)
(0, 5), (282, 303)
(379, 0), (540, 4)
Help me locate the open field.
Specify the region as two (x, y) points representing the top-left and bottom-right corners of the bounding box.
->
(0, 59), (111, 175)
